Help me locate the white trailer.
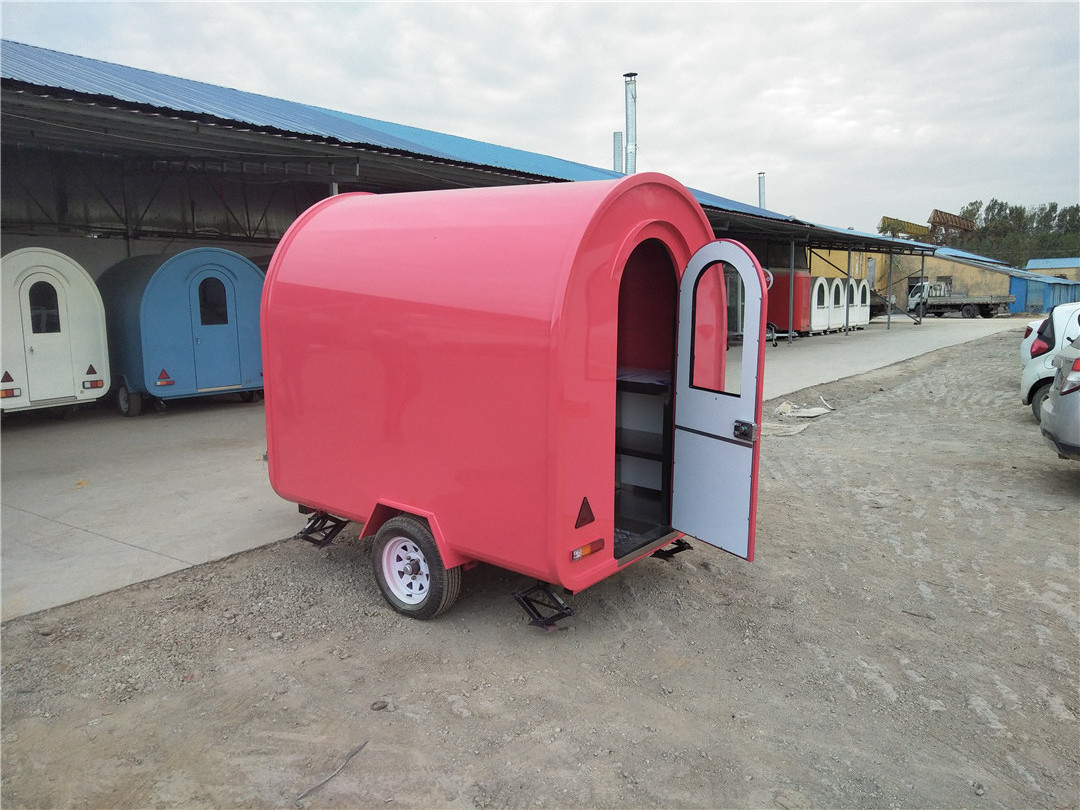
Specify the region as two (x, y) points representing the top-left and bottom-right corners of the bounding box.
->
(1, 248), (110, 413)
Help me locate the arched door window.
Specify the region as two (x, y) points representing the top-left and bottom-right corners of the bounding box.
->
(198, 277), (229, 325)
(28, 280), (61, 333)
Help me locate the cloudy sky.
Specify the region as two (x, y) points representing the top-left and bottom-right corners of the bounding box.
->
(2, 1), (1077, 233)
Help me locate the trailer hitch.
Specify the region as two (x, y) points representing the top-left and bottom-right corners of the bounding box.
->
(514, 582), (574, 631)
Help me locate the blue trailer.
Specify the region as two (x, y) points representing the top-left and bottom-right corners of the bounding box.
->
(96, 248), (264, 416)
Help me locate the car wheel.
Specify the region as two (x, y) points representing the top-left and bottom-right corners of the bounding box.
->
(372, 516), (460, 619)
(1030, 380), (1052, 422)
(961, 304), (978, 319)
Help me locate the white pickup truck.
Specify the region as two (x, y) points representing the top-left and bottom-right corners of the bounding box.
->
(907, 281), (1014, 319)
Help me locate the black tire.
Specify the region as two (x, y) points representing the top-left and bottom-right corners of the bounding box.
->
(979, 307), (994, 319)
(916, 303), (927, 319)
(372, 516), (460, 619)
(1030, 380), (1052, 422)
(116, 384), (142, 417)
(961, 304), (978, 319)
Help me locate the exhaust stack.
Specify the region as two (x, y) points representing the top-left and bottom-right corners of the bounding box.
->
(623, 72), (638, 174)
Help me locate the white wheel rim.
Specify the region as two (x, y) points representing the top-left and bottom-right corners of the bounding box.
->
(380, 535), (431, 605)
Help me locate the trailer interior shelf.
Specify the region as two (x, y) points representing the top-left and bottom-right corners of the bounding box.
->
(615, 367), (674, 558)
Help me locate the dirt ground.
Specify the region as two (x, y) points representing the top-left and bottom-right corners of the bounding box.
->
(2, 329), (1077, 809)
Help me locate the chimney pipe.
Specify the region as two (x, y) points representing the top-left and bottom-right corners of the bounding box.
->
(758, 171), (766, 208)
(613, 131), (624, 173)
(623, 72), (638, 174)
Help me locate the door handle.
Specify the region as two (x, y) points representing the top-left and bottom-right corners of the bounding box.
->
(733, 420), (758, 442)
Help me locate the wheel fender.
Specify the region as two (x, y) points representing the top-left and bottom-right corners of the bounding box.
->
(114, 374), (148, 397)
(361, 501), (472, 569)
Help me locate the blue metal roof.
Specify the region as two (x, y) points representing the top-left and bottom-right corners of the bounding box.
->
(1026, 257), (1080, 271)
(2, 39), (792, 223)
(17, 37), (1051, 271)
(934, 246), (1015, 267)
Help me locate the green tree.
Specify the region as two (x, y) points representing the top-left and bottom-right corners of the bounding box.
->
(950, 199), (1080, 266)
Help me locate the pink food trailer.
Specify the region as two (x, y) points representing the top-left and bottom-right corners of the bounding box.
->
(262, 173), (767, 626)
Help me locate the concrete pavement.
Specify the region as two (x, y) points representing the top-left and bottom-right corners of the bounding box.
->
(1, 314), (1027, 620)
(1, 395), (296, 619)
(759, 313), (1024, 400)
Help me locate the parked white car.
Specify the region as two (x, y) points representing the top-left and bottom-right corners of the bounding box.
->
(1020, 318), (1045, 366)
(1021, 302), (1080, 421)
(1041, 336), (1080, 461)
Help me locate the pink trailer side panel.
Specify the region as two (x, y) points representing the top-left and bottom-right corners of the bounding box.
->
(262, 173), (757, 593)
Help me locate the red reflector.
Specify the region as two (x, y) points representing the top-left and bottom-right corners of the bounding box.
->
(1, 371), (12, 383)
(575, 497), (595, 529)
(571, 538), (605, 561)
(1030, 338), (1051, 358)
(86, 364), (97, 375)
(1023, 326), (1033, 338)
(158, 369), (171, 380)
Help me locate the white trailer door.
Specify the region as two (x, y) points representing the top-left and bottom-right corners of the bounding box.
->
(672, 240), (767, 561)
(20, 273), (75, 402)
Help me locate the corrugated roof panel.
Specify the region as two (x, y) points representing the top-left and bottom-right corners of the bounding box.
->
(1026, 258), (1080, 271)
(1, 40), (614, 179)
(1, 39), (796, 222)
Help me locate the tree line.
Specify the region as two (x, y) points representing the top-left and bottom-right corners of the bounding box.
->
(880, 200), (1079, 268)
(949, 200), (1077, 267)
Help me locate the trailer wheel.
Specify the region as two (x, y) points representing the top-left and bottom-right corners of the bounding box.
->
(372, 516), (460, 619)
(960, 304), (978, 319)
(116, 384), (142, 418)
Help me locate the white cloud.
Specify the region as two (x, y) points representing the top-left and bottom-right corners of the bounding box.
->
(2, 0), (1076, 233)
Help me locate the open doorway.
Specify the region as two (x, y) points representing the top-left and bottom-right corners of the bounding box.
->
(613, 239), (678, 560)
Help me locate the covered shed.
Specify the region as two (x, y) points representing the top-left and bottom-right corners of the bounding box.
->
(1008, 269), (1080, 314)
(1025, 258), (1080, 282)
(2, 38), (936, 310)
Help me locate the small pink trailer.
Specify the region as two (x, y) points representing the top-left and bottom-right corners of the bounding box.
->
(262, 173), (767, 625)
